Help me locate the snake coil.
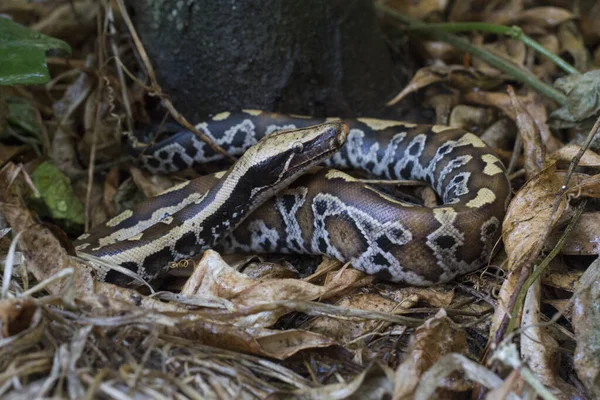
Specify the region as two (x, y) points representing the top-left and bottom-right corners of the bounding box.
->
(75, 110), (511, 286)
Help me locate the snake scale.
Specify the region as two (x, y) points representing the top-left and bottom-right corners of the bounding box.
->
(75, 110), (511, 286)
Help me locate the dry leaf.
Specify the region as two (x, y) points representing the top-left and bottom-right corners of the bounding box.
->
(541, 269), (583, 292)
(129, 166), (180, 197)
(393, 309), (468, 399)
(472, 39), (526, 77)
(555, 212), (600, 256)
(448, 105), (496, 132)
(181, 250), (328, 327)
(573, 258), (600, 397)
(521, 280), (576, 399)
(549, 144), (600, 167)
(386, 0), (449, 19)
(302, 293), (400, 345)
(464, 89), (562, 153)
(387, 65), (501, 106)
(517, 7), (574, 28)
(31, 0), (98, 45)
(480, 118), (515, 150)
(172, 317), (335, 360)
(270, 363), (393, 399)
(558, 21), (590, 72)
(508, 86), (545, 178)
(0, 298), (38, 339)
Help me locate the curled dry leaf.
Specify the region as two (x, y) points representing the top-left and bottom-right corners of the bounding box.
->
(558, 21), (590, 73)
(532, 35), (560, 78)
(573, 258), (600, 397)
(129, 166), (180, 197)
(0, 299), (46, 365)
(386, 65), (502, 106)
(480, 118), (515, 150)
(383, 286), (454, 309)
(541, 269), (583, 293)
(421, 41), (461, 64)
(517, 7), (574, 28)
(0, 297), (38, 339)
(508, 86), (545, 178)
(465, 89), (563, 153)
(549, 144), (600, 167)
(385, 0), (448, 20)
(521, 280), (577, 399)
(502, 164), (568, 271)
(301, 292), (400, 345)
(491, 165), (567, 339)
(318, 268), (374, 302)
(393, 309), (468, 399)
(180, 250), (328, 327)
(448, 105), (496, 133)
(472, 39), (526, 77)
(270, 362), (393, 399)
(556, 212), (600, 256)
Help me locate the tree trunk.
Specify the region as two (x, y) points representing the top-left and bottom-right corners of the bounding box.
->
(128, 0), (415, 121)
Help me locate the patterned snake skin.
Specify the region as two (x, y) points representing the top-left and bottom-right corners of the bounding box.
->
(75, 110), (511, 286)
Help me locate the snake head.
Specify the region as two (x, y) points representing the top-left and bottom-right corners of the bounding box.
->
(233, 121), (348, 200)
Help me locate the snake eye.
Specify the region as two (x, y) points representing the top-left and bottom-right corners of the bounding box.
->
(292, 141), (304, 154)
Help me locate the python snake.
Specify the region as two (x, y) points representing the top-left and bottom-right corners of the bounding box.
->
(75, 110), (511, 286)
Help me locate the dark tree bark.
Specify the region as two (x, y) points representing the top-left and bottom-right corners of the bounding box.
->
(128, 0), (416, 122)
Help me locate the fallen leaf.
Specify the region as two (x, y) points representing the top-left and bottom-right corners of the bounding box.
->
(465, 89), (563, 153)
(517, 7), (574, 27)
(270, 362), (393, 399)
(521, 279), (576, 399)
(472, 39), (526, 77)
(302, 293), (400, 345)
(448, 105), (496, 133)
(181, 250), (328, 327)
(573, 258), (600, 397)
(393, 309), (468, 399)
(508, 86), (545, 178)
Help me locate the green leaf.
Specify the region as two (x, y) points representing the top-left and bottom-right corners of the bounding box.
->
(29, 161), (85, 233)
(6, 96), (41, 137)
(550, 70), (600, 125)
(0, 96), (43, 154)
(0, 17), (71, 86)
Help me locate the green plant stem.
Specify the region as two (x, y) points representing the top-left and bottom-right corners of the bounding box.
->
(377, 4), (568, 105)
(406, 22), (579, 76)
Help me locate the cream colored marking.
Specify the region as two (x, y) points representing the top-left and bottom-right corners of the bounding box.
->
(466, 188), (497, 208)
(161, 180), (191, 195)
(242, 109), (263, 116)
(325, 117), (342, 123)
(356, 118), (415, 131)
(481, 154), (504, 176)
(289, 114), (313, 119)
(161, 216), (174, 225)
(106, 209), (133, 227)
(432, 207), (457, 223)
(325, 169), (357, 182)
(458, 133), (486, 148)
(212, 111), (231, 121)
(430, 125), (450, 133)
(128, 233), (144, 241)
(78, 233), (90, 240)
(75, 243), (90, 251)
(95, 192), (205, 248)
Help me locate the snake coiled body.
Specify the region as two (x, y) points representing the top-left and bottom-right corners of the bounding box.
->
(75, 110), (511, 286)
